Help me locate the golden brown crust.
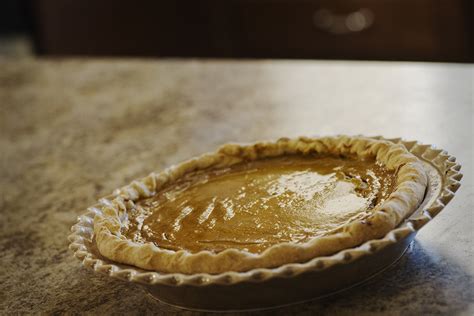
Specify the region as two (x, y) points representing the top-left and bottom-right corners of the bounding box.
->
(94, 136), (427, 274)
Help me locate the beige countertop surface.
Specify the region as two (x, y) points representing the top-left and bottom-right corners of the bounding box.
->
(0, 58), (472, 315)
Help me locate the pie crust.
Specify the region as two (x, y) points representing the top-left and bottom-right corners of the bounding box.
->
(94, 136), (427, 274)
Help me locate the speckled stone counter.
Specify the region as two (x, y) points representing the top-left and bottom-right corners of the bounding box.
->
(0, 59), (472, 315)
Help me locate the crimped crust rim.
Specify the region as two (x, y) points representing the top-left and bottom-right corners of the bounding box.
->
(93, 136), (428, 274)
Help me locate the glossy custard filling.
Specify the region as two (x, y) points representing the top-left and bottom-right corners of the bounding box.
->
(123, 156), (396, 254)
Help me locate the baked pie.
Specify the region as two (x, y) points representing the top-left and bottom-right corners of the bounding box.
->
(94, 136), (427, 274)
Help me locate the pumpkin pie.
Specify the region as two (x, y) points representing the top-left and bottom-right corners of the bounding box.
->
(94, 136), (427, 274)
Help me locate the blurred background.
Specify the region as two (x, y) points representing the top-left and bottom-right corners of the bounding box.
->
(0, 0), (472, 61)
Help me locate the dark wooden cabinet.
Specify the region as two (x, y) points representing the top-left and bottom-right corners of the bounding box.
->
(32, 0), (472, 61)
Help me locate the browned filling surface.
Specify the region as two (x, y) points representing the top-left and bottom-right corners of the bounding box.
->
(123, 156), (396, 254)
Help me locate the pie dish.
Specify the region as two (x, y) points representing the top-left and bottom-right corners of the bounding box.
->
(94, 136), (427, 274)
(70, 136), (461, 311)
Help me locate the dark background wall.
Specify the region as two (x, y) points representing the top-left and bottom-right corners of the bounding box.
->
(0, 0), (472, 61)
(0, 1), (30, 35)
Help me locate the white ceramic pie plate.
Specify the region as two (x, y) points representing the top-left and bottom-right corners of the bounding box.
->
(68, 137), (462, 311)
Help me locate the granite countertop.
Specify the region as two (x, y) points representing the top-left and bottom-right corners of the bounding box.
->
(0, 59), (472, 315)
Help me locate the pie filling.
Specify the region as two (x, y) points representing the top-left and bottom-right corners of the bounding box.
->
(123, 156), (396, 254)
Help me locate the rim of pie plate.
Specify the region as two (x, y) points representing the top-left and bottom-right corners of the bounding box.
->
(93, 136), (428, 275)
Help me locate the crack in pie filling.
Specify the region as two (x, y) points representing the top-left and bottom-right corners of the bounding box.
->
(94, 136), (427, 274)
